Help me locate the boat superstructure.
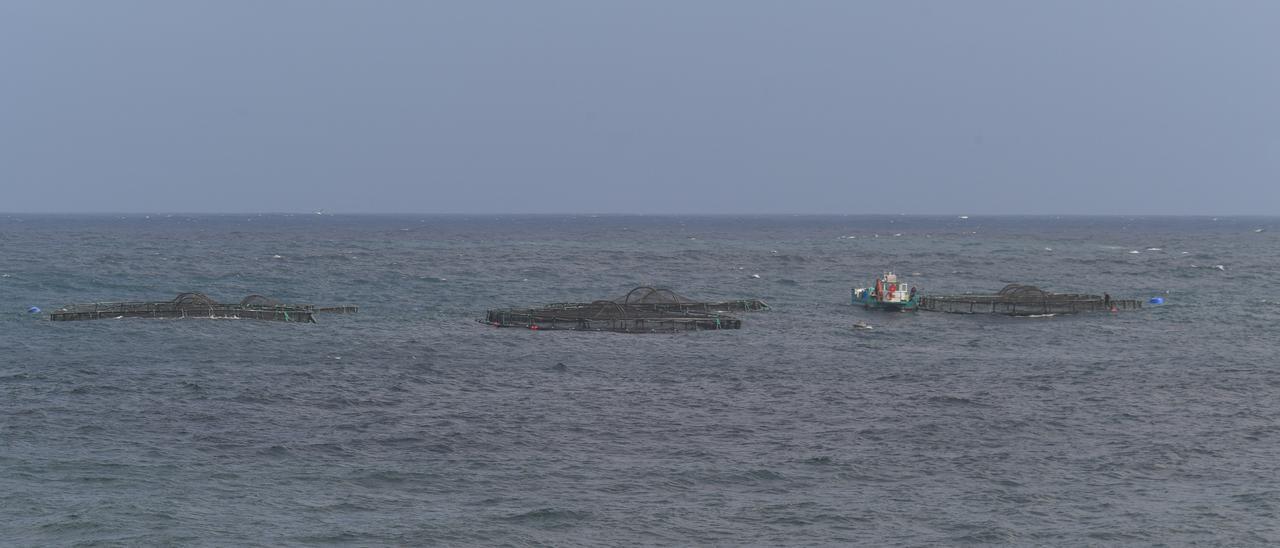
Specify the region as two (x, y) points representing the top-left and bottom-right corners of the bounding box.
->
(852, 272), (919, 311)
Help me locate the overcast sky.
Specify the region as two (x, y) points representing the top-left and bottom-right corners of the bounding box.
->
(1, 1), (1277, 214)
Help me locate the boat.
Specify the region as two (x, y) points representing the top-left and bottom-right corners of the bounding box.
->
(852, 272), (919, 311)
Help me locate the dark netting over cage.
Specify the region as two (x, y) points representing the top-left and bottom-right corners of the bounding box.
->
(614, 286), (695, 305)
(172, 292), (219, 307)
(51, 293), (357, 323)
(484, 286), (768, 333)
(240, 294), (284, 307)
(996, 284), (1048, 300)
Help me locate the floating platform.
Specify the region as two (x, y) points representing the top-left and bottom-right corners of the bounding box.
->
(50, 293), (358, 323)
(484, 286), (767, 333)
(918, 284), (1141, 316)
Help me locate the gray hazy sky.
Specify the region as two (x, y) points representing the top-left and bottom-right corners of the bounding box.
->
(2, 1), (1277, 214)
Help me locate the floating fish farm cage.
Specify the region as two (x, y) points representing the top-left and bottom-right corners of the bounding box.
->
(918, 284), (1141, 315)
(484, 286), (769, 333)
(49, 293), (358, 323)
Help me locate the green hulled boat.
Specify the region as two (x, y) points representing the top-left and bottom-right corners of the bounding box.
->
(852, 272), (919, 311)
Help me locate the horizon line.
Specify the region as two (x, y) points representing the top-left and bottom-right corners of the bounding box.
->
(2, 211), (1276, 218)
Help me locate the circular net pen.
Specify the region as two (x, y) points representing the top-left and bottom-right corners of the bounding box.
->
(918, 284), (1142, 315)
(50, 293), (358, 322)
(484, 286), (767, 333)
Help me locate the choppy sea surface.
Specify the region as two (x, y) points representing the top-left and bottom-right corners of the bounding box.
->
(1, 214), (1278, 546)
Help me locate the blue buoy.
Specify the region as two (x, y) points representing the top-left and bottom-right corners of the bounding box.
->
(27, 306), (41, 314)
(1148, 297), (1164, 305)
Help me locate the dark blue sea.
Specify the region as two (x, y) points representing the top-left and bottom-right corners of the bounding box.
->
(2, 214), (1277, 546)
